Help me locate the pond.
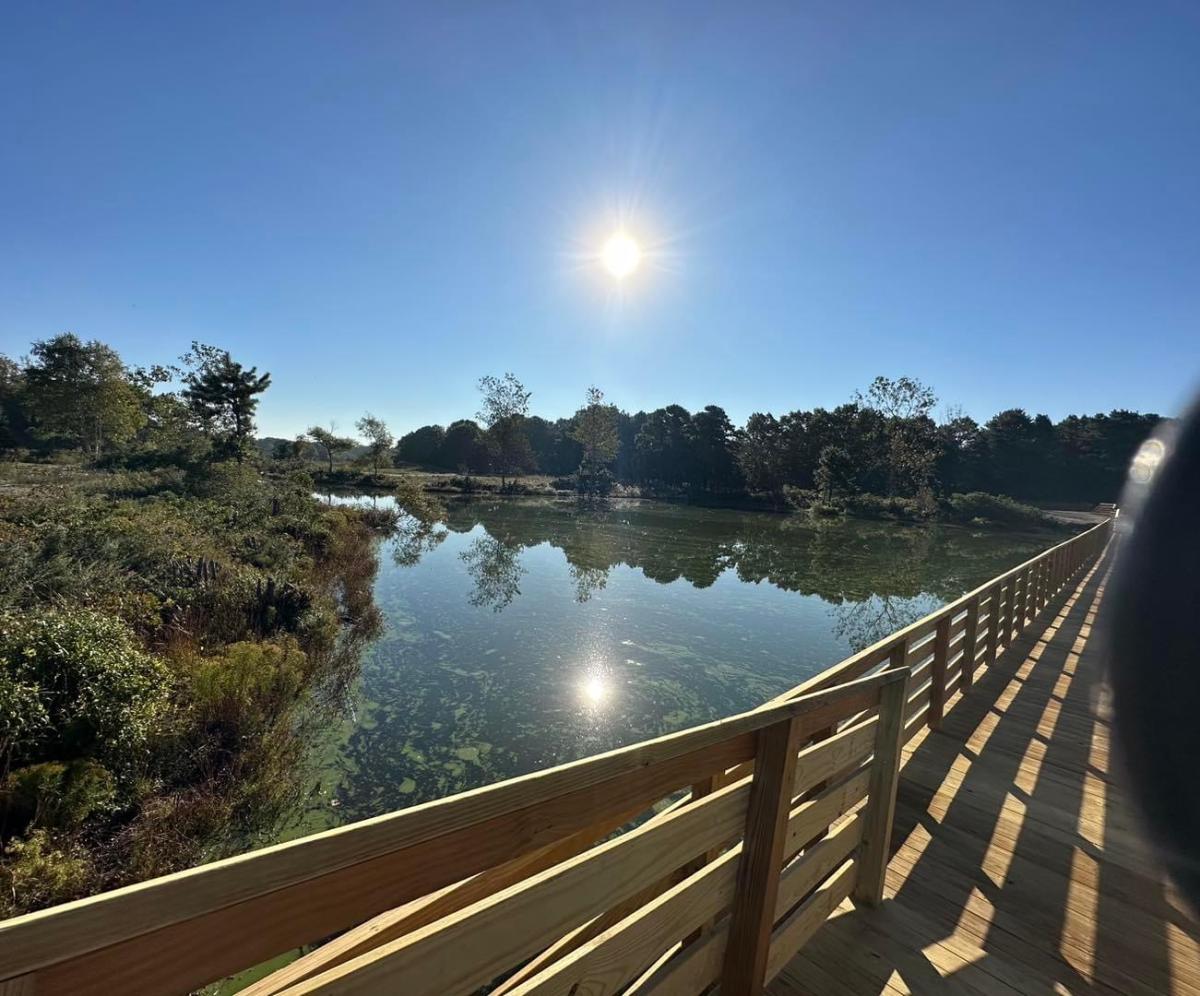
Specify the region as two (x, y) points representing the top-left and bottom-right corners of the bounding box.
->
(292, 496), (1056, 836)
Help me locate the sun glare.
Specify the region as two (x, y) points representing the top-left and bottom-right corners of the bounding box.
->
(601, 232), (641, 279)
(581, 674), (608, 705)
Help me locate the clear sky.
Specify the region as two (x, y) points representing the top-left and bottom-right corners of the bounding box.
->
(2, 2), (1197, 438)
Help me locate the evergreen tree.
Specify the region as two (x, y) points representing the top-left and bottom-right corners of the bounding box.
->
(181, 343), (270, 463)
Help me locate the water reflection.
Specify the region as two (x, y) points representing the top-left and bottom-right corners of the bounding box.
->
(830, 594), (939, 653)
(459, 534), (525, 612)
(307, 494), (1056, 828)
(386, 498), (1038, 614)
(580, 672), (610, 708)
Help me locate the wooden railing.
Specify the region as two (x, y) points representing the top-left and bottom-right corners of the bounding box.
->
(0, 518), (1112, 996)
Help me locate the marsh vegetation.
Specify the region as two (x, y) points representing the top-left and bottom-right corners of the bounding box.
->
(0, 332), (1149, 921)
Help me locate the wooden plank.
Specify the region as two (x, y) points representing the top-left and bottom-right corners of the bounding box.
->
(509, 838), (743, 996)
(493, 863), (697, 996)
(495, 722), (877, 996)
(905, 631), (936, 669)
(783, 767), (870, 859)
(291, 764), (872, 996)
(282, 774), (756, 996)
(852, 660), (907, 906)
(507, 801), (867, 996)
(246, 801), (650, 996)
(792, 717), (878, 803)
(961, 595), (979, 692)
(905, 676), (933, 720)
(721, 717), (805, 996)
(763, 859), (858, 985)
(632, 818), (865, 996)
(12, 735), (755, 996)
(1016, 567), (1030, 630)
(985, 584), (1000, 666)
(928, 615), (951, 731)
(0, 673), (890, 994)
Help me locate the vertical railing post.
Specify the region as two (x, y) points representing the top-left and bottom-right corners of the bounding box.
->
(997, 578), (1011, 649)
(722, 716), (803, 996)
(929, 614), (950, 731)
(961, 595), (979, 693)
(853, 664), (909, 907)
(1015, 568), (1029, 633)
(985, 584), (1000, 666)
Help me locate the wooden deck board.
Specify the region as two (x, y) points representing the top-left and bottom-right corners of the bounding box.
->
(769, 547), (1200, 996)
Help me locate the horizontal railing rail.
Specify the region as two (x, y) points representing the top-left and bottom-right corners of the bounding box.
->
(0, 517), (1113, 996)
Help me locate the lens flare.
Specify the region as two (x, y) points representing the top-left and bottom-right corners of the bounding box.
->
(1129, 438), (1166, 485)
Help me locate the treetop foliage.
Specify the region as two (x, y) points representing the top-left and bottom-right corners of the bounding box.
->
(0, 333), (1165, 504)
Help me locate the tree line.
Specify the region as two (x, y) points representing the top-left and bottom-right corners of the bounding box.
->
(1, 334), (1162, 504)
(394, 374), (1159, 504)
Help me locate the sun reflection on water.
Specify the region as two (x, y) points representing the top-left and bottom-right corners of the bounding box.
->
(581, 674), (609, 706)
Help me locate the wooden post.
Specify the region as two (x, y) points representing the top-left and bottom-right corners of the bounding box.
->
(853, 665), (909, 906)
(1015, 569), (1029, 632)
(985, 585), (1000, 667)
(961, 595), (979, 692)
(929, 615), (951, 731)
(721, 717), (804, 996)
(996, 580), (1009, 649)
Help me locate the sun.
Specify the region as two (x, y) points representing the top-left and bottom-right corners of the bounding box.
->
(601, 232), (641, 279)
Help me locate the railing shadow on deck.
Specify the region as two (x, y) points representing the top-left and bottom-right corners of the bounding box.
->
(775, 543), (1200, 996)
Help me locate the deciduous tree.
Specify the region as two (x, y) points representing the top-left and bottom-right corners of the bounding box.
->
(570, 387), (619, 492)
(355, 413), (394, 478)
(307, 425), (357, 474)
(477, 373), (534, 486)
(23, 334), (144, 457)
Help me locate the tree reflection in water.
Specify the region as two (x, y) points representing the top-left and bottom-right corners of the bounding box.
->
(427, 498), (1050, 612)
(459, 534), (525, 611)
(315, 494), (1057, 825)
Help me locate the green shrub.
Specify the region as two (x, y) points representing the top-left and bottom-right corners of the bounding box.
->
(2, 760), (116, 833)
(0, 830), (95, 917)
(186, 639), (308, 739)
(0, 662), (48, 758)
(0, 610), (170, 776)
(841, 494), (929, 520)
(942, 492), (1053, 527)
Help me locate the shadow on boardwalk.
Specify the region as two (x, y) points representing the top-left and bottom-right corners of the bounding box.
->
(770, 546), (1200, 996)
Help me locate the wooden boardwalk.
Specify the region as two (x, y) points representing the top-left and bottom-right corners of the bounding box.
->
(770, 546), (1200, 995)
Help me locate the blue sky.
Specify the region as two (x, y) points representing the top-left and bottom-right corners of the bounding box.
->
(2, 2), (1197, 438)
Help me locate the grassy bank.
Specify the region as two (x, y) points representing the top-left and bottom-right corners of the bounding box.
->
(314, 465), (1063, 529)
(0, 461), (389, 917)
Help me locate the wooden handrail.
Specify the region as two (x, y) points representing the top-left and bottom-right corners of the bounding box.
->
(0, 517), (1113, 996)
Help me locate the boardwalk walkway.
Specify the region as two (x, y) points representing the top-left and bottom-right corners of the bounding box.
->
(769, 545), (1200, 995)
